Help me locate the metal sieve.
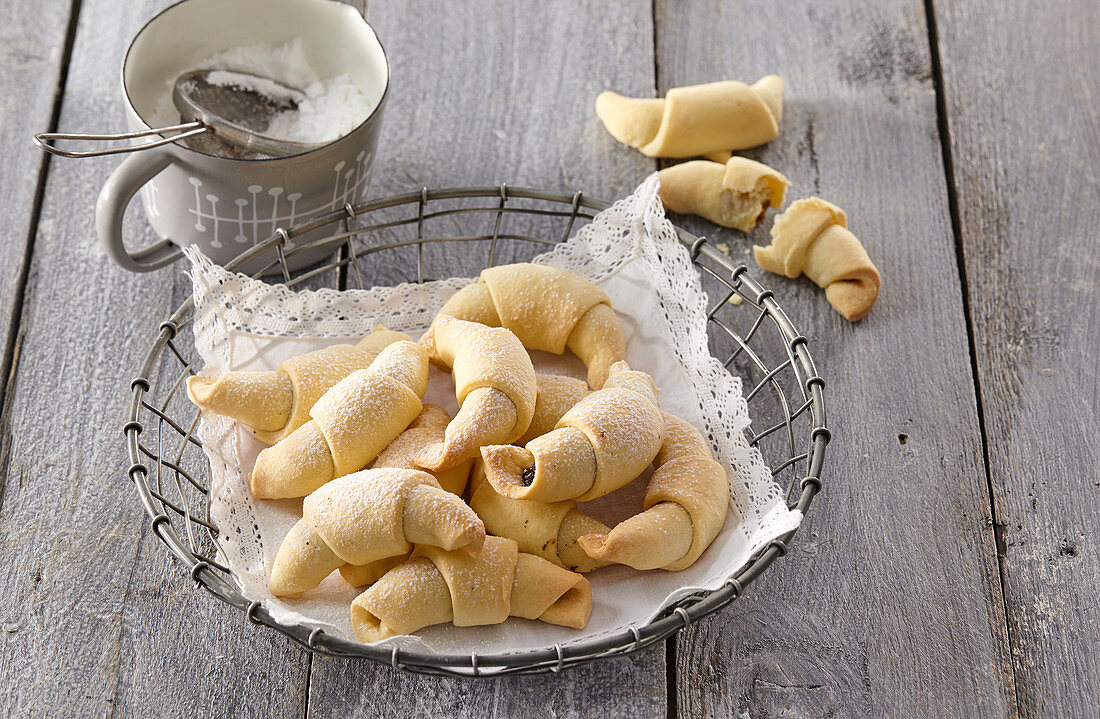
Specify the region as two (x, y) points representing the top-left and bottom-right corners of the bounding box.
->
(34, 69), (325, 159)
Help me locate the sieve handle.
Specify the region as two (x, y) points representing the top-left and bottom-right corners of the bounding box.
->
(33, 122), (208, 158)
(96, 148), (180, 272)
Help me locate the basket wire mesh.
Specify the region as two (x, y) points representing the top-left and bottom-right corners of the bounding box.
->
(124, 185), (829, 676)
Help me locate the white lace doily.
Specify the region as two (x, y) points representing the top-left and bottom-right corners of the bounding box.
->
(186, 174), (802, 657)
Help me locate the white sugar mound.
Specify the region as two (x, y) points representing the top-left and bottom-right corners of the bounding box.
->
(153, 38), (373, 148)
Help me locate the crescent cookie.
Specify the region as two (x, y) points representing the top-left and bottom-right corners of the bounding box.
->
(350, 536), (591, 641)
(416, 316), (537, 472)
(596, 76), (783, 158)
(186, 326), (409, 444)
(754, 197), (881, 321)
(435, 263), (625, 389)
(268, 468), (485, 597)
(371, 404), (473, 496)
(467, 460), (609, 573)
(519, 373), (590, 445)
(249, 340), (428, 499)
(339, 554), (410, 589)
(480, 361), (665, 503)
(659, 157), (788, 231)
(578, 412), (731, 571)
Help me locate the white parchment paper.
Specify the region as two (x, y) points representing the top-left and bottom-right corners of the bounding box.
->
(186, 174), (801, 657)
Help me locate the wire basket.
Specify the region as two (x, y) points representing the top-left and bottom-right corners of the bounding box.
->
(124, 185), (829, 676)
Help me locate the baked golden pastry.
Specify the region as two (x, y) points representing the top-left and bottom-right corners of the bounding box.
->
(434, 263), (625, 389)
(339, 554), (409, 589)
(468, 373), (606, 571)
(339, 407), (475, 588)
(596, 77), (783, 158)
(754, 197), (880, 321)
(371, 376), (583, 499)
(480, 361), (665, 502)
(519, 373), (590, 445)
(659, 157), (788, 231)
(371, 404), (472, 496)
(350, 536), (592, 641)
(186, 326), (409, 444)
(467, 461), (609, 573)
(579, 412), (729, 571)
(268, 468), (484, 597)
(416, 316), (537, 472)
(250, 340), (428, 499)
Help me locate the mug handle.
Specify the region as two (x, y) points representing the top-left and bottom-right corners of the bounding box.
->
(95, 147), (181, 272)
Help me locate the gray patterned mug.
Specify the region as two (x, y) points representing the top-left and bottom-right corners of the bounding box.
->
(95, 0), (389, 273)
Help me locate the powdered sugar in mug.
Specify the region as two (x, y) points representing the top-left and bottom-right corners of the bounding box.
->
(95, 0), (388, 272)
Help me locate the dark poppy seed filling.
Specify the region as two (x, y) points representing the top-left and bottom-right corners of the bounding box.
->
(521, 466), (536, 487)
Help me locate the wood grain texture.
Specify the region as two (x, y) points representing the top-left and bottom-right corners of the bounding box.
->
(0, 0), (74, 386)
(654, 0), (1017, 716)
(308, 650), (663, 719)
(304, 1), (666, 715)
(0, 0), (310, 716)
(349, 0), (660, 287)
(935, 1), (1100, 716)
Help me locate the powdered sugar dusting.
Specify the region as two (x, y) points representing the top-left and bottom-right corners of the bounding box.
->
(305, 469), (419, 564)
(423, 317), (537, 462)
(553, 382), (664, 498)
(264, 74), (371, 144)
(408, 485), (483, 547)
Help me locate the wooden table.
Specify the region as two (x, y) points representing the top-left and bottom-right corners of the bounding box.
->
(0, 0), (1095, 716)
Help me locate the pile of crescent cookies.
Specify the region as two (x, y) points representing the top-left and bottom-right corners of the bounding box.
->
(188, 263), (730, 642)
(600, 75), (881, 321)
(187, 74), (868, 643)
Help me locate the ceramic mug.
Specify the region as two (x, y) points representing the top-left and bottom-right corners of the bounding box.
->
(96, 0), (389, 272)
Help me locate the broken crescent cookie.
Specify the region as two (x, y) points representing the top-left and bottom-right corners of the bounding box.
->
(659, 157), (789, 231)
(416, 316), (537, 472)
(186, 326), (409, 444)
(249, 340), (428, 499)
(754, 197), (881, 321)
(435, 263), (625, 389)
(350, 536), (592, 641)
(267, 468), (485, 598)
(596, 76), (784, 158)
(578, 412), (730, 571)
(480, 361), (665, 503)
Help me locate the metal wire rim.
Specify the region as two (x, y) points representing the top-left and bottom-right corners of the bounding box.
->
(124, 185), (829, 676)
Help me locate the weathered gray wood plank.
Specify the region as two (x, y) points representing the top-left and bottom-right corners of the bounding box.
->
(350, 0), (660, 286)
(309, 650), (662, 719)
(655, 1), (1016, 716)
(0, 0), (74, 386)
(935, 1), (1100, 716)
(0, 0), (311, 716)
(304, 1), (666, 716)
